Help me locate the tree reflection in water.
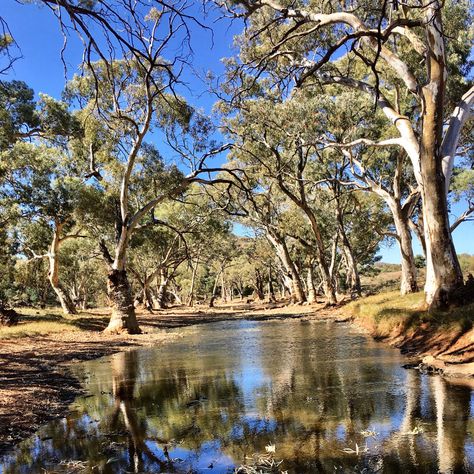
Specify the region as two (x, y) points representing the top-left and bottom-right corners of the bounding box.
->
(1, 320), (474, 473)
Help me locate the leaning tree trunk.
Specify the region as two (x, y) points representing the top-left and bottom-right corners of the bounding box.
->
(105, 269), (141, 334)
(48, 225), (77, 315)
(420, 3), (463, 309)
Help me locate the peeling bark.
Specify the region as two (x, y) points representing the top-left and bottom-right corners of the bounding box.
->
(420, 2), (463, 308)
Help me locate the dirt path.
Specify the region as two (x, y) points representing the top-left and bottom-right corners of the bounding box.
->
(0, 301), (342, 455)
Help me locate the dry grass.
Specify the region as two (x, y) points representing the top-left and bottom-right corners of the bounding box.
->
(0, 320), (81, 339)
(0, 307), (111, 339)
(347, 291), (474, 339)
(0, 300), (324, 340)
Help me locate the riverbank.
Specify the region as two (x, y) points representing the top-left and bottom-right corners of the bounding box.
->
(347, 291), (474, 379)
(1, 296), (473, 456)
(0, 301), (335, 455)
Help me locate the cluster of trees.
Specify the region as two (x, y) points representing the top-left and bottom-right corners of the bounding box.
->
(0, 0), (472, 333)
(215, 0), (474, 308)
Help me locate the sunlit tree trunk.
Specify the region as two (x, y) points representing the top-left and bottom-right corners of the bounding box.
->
(154, 268), (169, 309)
(266, 231), (306, 303)
(220, 271), (227, 303)
(420, 3), (463, 308)
(306, 265), (317, 304)
(391, 203), (419, 295)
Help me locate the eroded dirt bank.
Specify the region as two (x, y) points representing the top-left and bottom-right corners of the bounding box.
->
(346, 293), (474, 380)
(356, 316), (474, 377)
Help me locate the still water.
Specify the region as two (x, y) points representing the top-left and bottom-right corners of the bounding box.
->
(1, 319), (474, 473)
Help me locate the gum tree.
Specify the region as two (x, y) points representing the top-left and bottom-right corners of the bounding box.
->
(220, 0), (474, 308)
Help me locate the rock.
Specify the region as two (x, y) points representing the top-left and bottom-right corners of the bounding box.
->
(420, 355), (474, 378)
(0, 306), (19, 326)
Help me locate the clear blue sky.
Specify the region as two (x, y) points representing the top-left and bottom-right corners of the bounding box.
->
(2, 0), (473, 263)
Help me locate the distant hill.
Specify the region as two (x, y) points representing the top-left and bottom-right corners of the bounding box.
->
(374, 262), (401, 273)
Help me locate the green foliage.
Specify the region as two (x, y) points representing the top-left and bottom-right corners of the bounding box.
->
(0, 81), (38, 149)
(0, 81), (81, 150)
(414, 255), (426, 269)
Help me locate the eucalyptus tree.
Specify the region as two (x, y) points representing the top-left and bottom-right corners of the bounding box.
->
(60, 238), (107, 309)
(173, 198), (235, 306)
(129, 225), (187, 310)
(225, 236), (277, 302)
(222, 97), (339, 303)
(1, 142), (100, 314)
(67, 54), (229, 332)
(220, 0), (474, 309)
(126, 193), (221, 310)
(308, 89), (421, 294)
(217, 172), (308, 303)
(0, 80), (86, 311)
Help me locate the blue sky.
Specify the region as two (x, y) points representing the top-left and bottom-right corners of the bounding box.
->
(2, 0), (473, 263)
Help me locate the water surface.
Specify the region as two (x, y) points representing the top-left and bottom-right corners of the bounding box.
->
(1, 319), (474, 473)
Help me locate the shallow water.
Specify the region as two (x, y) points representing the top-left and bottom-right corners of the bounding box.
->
(1, 319), (474, 473)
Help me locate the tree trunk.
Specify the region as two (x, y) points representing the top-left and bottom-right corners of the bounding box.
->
(81, 294), (88, 310)
(391, 204), (419, 295)
(422, 185), (463, 308)
(267, 265), (276, 302)
(301, 205), (337, 304)
(334, 199), (361, 297)
(154, 268), (169, 309)
(254, 269), (265, 300)
(420, 3), (463, 309)
(220, 272), (227, 302)
(105, 269), (141, 334)
(266, 231), (306, 303)
(339, 232), (361, 297)
(306, 265), (317, 304)
(209, 274), (220, 308)
(187, 259), (198, 307)
(48, 224), (77, 315)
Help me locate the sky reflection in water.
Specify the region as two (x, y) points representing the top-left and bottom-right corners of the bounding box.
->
(1, 319), (474, 473)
